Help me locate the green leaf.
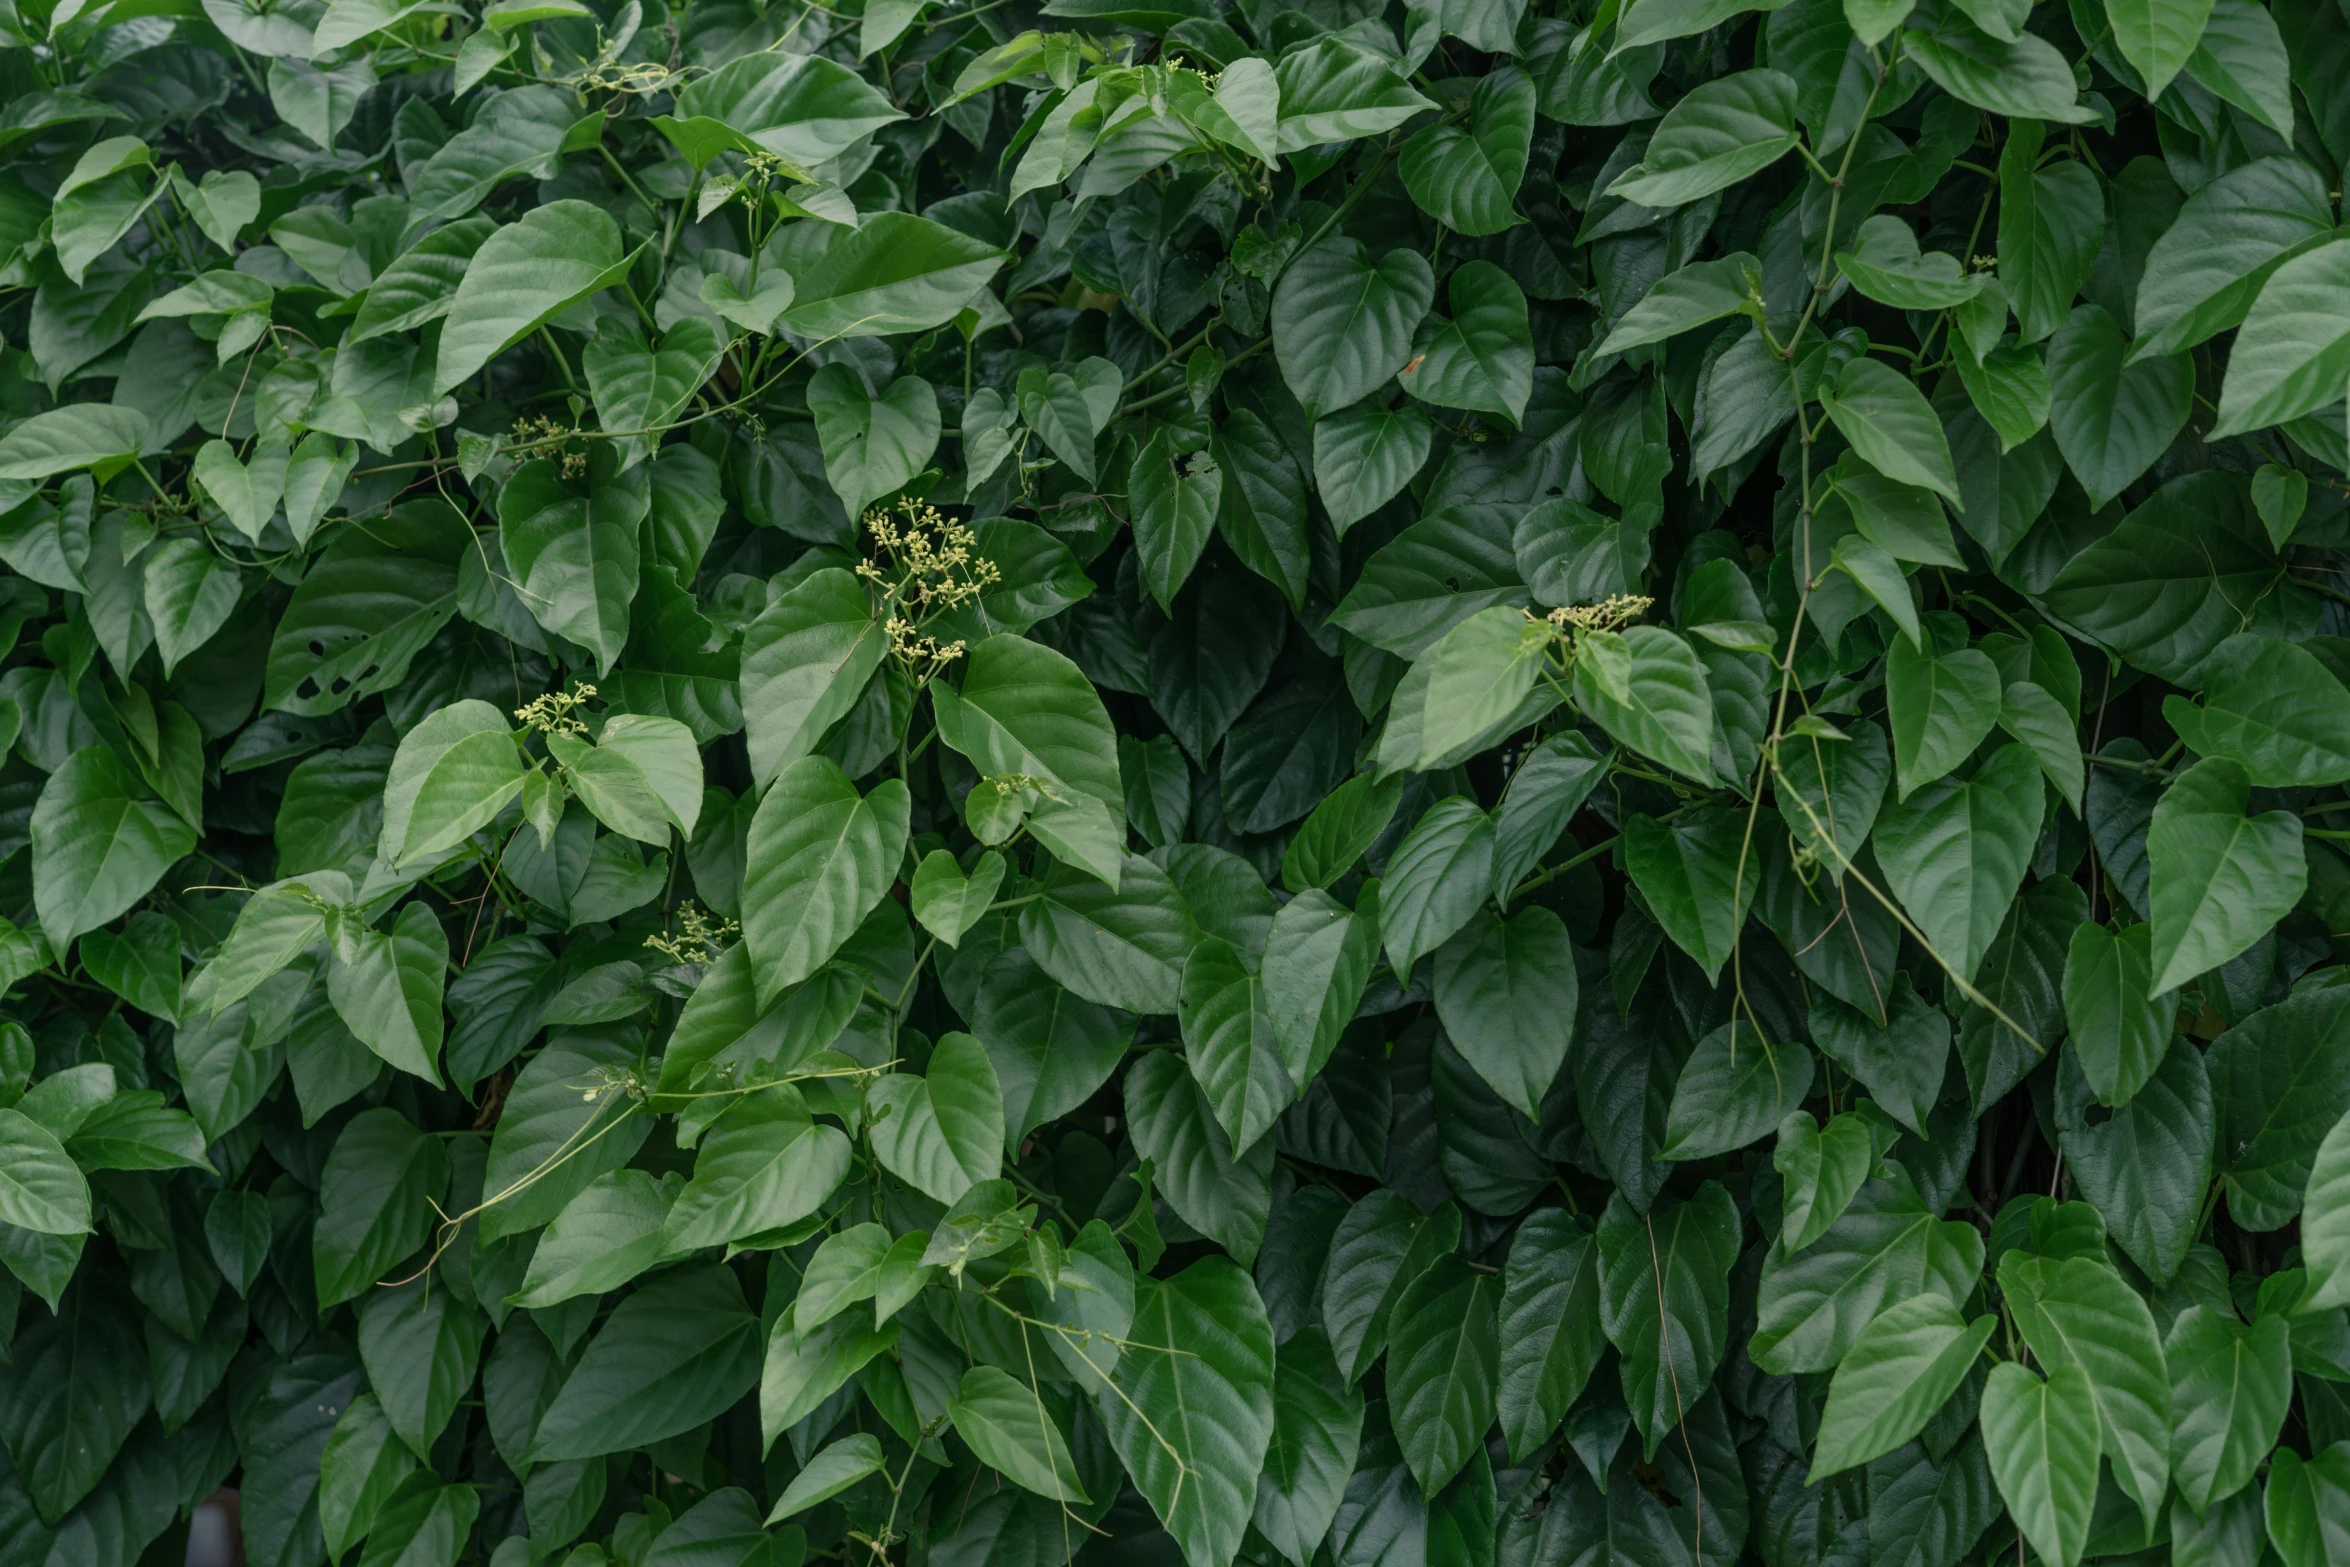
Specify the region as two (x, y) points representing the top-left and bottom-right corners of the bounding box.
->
(1432, 904), (1575, 1119)
(2109, 0), (2216, 97)
(1980, 1360), (2102, 1567)
(80, 910), (181, 1024)
(2146, 757), (2305, 992)
(409, 85), (589, 218)
(1752, 1171), (1985, 1373)
(263, 498), (468, 715)
(1821, 356), (1962, 505)
(808, 366), (940, 519)
(775, 213), (1006, 340)
(349, 217), (495, 345)
(0, 1110), (89, 1235)
(1282, 773), (1404, 894)
(327, 901), (449, 1085)
(741, 757), (910, 1007)
(739, 566), (883, 790)
(1252, 1329), (1364, 1564)
(479, 1033), (649, 1243)
(768, 1433), (886, 1522)
(2131, 155), (2333, 361)
(949, 1364), (1089, 1501)
(1569, 627), (1712, 786)
(1262, 885), (1380, 1090)
(2062, 921), (2173, 1108)
(2040, 472), (2313, 686)
(1496, 1207), (1603, 1461)
(1810, 1294), (1993, 1479)
(662, 50), (905, 166)
(1386, 1255), (1500, 1495)
(583, 315), (725, 471)
(435, 201), (635, 394)
(358, 1275), (483, 1460)
(1622, 806), (1757, 984)
(1663, 1021), (1815, 1160)
(1380, 797), (1496, 977)
(1131, 431), (1223, 612)
(1398, 68), (1536, 237)
(1270, 237), (1436, 421)
(1834, 216), (1983, 310)
(1999, 1251), (2173, 1530)
(933, 634), (1125, 882)
(2171, 629), (2350, 789)
(0, 404), (148, 480)
(142, 536), (242, 678)
(2046, 303), (2194, 509)
(2263, 1442), (2350, 1567)
(1905, 0), (2097, 122)
(665, 1084), (853, 1249)
(0, 1287), (149, 1521)
(498, 453), (645, 675)
(1884, 632), (2001, 799)
(761, 1309), (898, 1444)
(532, 1264), (762, 1460)
(1312, 403), (1433, 534)
(2212, 238), (2350, 438)
(1596, 1182), (1740, 1457)
(1872, 743), (2043, 984)
(379, 698), (524, 866)
(1098, 1256), (1276, 1567)
(1606, 69), (1800, 207)
(870, 1032), (1003, 1203)
(509, 1169), (678, 1309)
(2210, 979), (2350, 1231)
(1398, 261), (1535, 424)
(313, 1107), (447, 1308)
(31, 746), (197, 949)
(2306, 1108), (2350, 1309)
(1178, 936), (1287, 1154)
(1775, 1108), (1880, 1250)
(2166, 1304), (2290, 1512)
(1272, 38), (1438, 151)
(1597, 251), (1763, 355)
(1211, 409), (1311, 610)
(1333, 504), (1522, 659)
(319, 1396), (418, 1561)
(910, 848), (1005, 949)
(1020, 852), (1197, 1013)
(1123, 1049), (1271, 1265)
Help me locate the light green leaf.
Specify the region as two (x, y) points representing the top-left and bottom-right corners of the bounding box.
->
(869, 1031), (1003, 1203)
(1999, 1250), (2173, 1530)
(808, 366), (941, 519)
(1810, 1294), (1993, 1479)
(1980, 1360), (2101, 1567)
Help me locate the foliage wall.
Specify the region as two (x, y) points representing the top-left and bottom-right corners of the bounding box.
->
(4, 0), (2350, 1563)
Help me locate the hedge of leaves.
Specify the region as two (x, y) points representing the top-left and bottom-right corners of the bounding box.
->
(8, 0), (2350, 1563)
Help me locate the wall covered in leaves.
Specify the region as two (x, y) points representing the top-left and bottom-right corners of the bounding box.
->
(4, 0), (2350, 1562)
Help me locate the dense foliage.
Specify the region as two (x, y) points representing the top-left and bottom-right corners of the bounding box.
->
(7, 0), (2350, 1562)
